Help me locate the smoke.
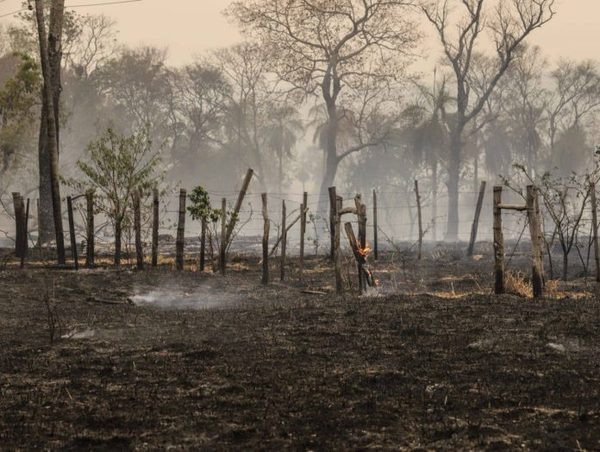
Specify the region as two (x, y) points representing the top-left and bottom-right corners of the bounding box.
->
(129, 286), (235, 310)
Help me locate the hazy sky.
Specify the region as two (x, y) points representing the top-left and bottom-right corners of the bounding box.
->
(1, 0), (598, 65)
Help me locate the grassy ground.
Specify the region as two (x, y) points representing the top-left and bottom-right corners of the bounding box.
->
(1, 253), (600, 450)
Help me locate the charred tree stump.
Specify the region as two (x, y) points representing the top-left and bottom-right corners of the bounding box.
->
(344, 222), (375, 294)
(152, 188), (159, 268)
(280, 200), (287, 282)
(415, 180), (423, 260)
(262, 193), (269, 285)
(85, 190), (95, 268)
(176, 189), (187, 271)
(591, 182), (600, 283)
(468, 181), (487, 257)
(133, 189), (143, 270)
(493, 186), (505, 294)
(67, 196), (78, 270)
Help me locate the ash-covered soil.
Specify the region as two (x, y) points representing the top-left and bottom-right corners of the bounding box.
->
(1, 253), (600, 450)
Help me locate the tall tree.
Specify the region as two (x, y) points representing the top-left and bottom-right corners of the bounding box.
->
(34, 0), (66, 262)
(228, 0), (418, 204)
(422, 0), (555, 240)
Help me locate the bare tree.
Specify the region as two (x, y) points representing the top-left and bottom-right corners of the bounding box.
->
(228, 0), (419, 205)
(422, 0), (555, 240)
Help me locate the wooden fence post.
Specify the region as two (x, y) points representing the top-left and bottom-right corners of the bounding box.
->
(468, 181), (487, 257)
(85, 190), (95, 268)
(527, 185), (544, 298)
(176, 189), (187, 271)
(20, 198), (30, 269)
(224, 168), (254, 246)
(329, 187), (343, 294)
(200, 217), (207, 272)
(152, 188), (159, 268)
(591, 181), (600, 283)
(262, 193), (269, 285)
(493, 186), (505, 295)
(373, 189), (378, 261)
(280, 200), (287, 281)
(133, 189), (143, 270)
(415, 180), (423, 260)
(67, 196), (78, 270)
(299, 191), (308, 282)
(220, 197), (227, 275)
(12, 193), (24, 258)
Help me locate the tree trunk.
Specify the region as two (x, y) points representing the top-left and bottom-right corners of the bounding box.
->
(37, 99), (54, 244)
(114, 218), (122, 267)
(446, 132), (461, 241)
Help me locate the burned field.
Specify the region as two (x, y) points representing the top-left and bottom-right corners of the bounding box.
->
(1, 251), (600, 450)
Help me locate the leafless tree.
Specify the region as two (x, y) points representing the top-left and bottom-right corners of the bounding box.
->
(422, 0), (555, 240)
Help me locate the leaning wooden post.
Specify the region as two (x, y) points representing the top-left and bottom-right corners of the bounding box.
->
(133, 189), (143, 270)
(151, 188), (159, 267)
(219, 198), (227, 275)
(224, 168), (254, 246)
(329, 187), (343, 294)
(373, 189), (378, 261)
(280, 200), (287, 282)
(299, 192), (308, 282)
(493, 186), (505, 295)
(66, 196), (78, 270)
(468, 181), (487, 257)
(261, 193), (269, 285)
(176, 189), (187, 271)
(526, 185), (544, 298)
(12, 193), (24, 258)
(85, 190), (95, 268)
(590, 181), (600, 283)
(354, 194), (367, 292)
(415, 180), (423, 260)
(20, 198), (30, 269)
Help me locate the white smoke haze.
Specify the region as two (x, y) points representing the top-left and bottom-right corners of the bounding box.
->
(129, 286), (237, 310)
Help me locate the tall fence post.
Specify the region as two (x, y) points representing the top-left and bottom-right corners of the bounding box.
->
(280, 200), (287, 281)
(20, 198), (30, 269)
(299, 191), (308, 282)
(468, 181), (487, 257)
(220, 197), (227, 275)
(262, 193), (269, 285)
(176, 189), (187, 271)
(329, 187), (343, 294)
(85, 190), (95, 269)
(152, 188), (159, 268)
(415, 180), (423, 260)
(373, 189), (378, 261)
(133, 189), (144, 270)
(493, 186), (505, 294)
(67, 196), (78, 270)
(591, 181), (600, 283)
(527, 185), (544, 298)
(200, 217), (207, 273)
(12, 193), (24, 258)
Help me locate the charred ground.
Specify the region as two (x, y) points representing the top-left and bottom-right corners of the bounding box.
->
(1, 250), (600, 450)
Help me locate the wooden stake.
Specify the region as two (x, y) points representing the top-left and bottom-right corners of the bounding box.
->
(493, 186), (505, 295)
(527, 185), (544, 298)
(224, 168), (253, 246)
(20, 198), (30, 269)
(415, 180), (423, 260)
(85, 190), (94, 268)
(329, 187), (343, 294)
(299, 192), (308, 282)
(373, 189), (378, 261)
(133, 189), (143, 270)
(261, 193), (269, 285)
(220, 197), (227, 275)
(280, 200), (287, 282)
(591, 182), (600, 282)
(152, 188), (159, 267)
(176, 189), (186, 271)
(468, 181), (487, 257)
(12, 193), (24, 258)
(200, 217), (206, 272)
(67, 196), (78, 270)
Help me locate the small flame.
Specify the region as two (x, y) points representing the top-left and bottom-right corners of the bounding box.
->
(359, 245), (372, 258)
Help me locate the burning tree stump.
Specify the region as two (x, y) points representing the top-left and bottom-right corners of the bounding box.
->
(344, 222), (376, 294)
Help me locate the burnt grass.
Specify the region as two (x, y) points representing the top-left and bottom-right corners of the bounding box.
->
(1, 250), (600, 450)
